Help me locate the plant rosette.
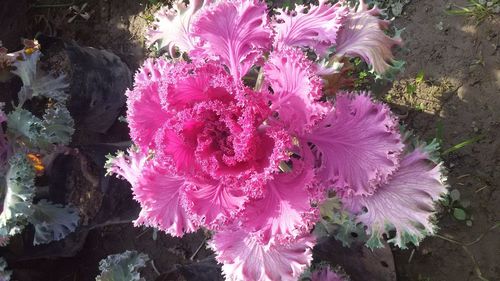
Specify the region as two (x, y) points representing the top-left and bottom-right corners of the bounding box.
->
(107, 1), (448, 280)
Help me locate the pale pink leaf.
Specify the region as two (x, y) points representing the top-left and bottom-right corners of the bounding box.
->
(334, 1), (402, 74)
(154, 124), (199, 173)
(133, 162), (198, 237)
(145, 0), (208, 57)
(185, 178), (246, 229)
(127, 59), (172, 149)
(273, 0), (348, 54)
(105, 148), (149, 187)
(191, 0), (271, 79)
(342, 146), (448, 249)
(305, 92), (403, 197)
(264, 47), (327, 135)
(210, 228), (314, 281)
(242, 158), (317, 241)
(160, 61), (235, 111)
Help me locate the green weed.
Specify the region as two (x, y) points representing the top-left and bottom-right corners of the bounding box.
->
(405, 70), (425, 96)
(448, 0), (500, 24)
(441, 188), (474, 226)
(441, 134), (485, 155)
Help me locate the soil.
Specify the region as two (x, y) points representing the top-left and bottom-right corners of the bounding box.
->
(0, 0), (498, 280)
(388, 1), (500, 280)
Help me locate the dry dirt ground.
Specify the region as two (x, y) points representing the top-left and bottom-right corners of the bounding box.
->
(388, 1), (500, 280)
(0, 0), (499, 280)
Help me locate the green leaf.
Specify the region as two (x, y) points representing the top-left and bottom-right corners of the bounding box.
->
(441, 197), (450, 207)
(40, 103), (75, 146)
(28, 199), (80, 245)
(96, 251), (149, 281)
(453, 208), (467, 221)
(406, 83), (416, 95)
(314, 196), (368, 246)
(334, 218), (367, 247)
(7, 104), (75, 150)
(7, 108), (44, 145)
(391, 2), (404, 16)
(0, 153), (36, 238)
(415, 70), (425, 83)
(318, 196), (341, 222)
(11, 50), (69, 104)
(442, 134), (485, 155)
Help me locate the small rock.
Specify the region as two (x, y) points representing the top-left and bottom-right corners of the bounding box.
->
(421, 248), (431, 255)
(435, 21), (444, 31)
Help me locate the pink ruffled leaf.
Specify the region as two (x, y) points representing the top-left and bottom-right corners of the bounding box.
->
(264, 47), (327, 135)
(105, 148), (149, 187)
(154, 124), (198, 173)
(210, 228), (314, 281)
(161, 62), (235, 111)
(145, 0), (208, 57)
(127, 59), (172, 149)
(305, 92), (404, 197)
(242, 158), (317, 241)
(185, 178), (247, 229)
(191, 0), (271, 79)
(273, 0), (348, 54)
(106, 149), (197, 237)
(133, 163), (198, 237)
(342, 144), (448, 249)
(133, 58), (173, 87)
(334, 1), (402, 74)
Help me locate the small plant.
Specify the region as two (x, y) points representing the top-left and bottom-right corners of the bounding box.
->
(351, 57), (376, 89)
(0, 40), (79, 246)
(433, 121), (485, 156)
(95, 251), (149, 281)
(441, 134), (485, 156)
(405, 70), (425, 96)
(448, 0), (500, 24)
(433, 124), (484, 227)
(441, 189), (473, 226)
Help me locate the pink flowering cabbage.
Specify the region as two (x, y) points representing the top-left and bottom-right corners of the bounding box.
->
(107, 0), (448, 280)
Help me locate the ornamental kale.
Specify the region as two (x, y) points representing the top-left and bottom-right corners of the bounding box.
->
(0, 257), (11, 281)
(95, 250), (149, 281)
(106, 1), (448, 280)
(0, 40), (79, 246)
